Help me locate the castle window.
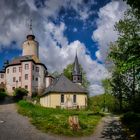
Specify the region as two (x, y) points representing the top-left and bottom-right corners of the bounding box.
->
(25, 64), (29, 70)
(1, 74), (4, 78)
(73, 95), (76, 103)
(25, 85), (28, 89)
(36, 77), (38, 81)
(13, 67), (16, 73)
(36, 67), (39, 72)
(19, 67), (21, 72)
(32, 75), (34, 80)
(19, 77), (21, 82)
(7, 69), (9, 73)
(13, 77), (16, 82)
(32, 65), (34, 70)
(61, 94), (64, 103)
(12, 87), (15, 90)
(25, 74), (28, 80)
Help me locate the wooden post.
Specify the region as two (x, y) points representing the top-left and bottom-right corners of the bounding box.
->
(68, 116), (80, 131)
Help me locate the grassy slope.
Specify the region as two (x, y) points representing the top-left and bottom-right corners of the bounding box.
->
(17, 100), (103, 137)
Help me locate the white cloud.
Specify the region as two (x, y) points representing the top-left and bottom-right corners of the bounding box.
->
(0, 0), (109, 96)
(92, 0), (128, 61)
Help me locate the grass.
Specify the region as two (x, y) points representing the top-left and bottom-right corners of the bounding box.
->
(17, 100), (103, 137)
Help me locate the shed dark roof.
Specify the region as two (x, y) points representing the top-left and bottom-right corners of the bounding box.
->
(41, 74), (88, 96)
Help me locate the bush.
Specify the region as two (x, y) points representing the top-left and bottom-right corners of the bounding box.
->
(13, 88), (28, 101)
(0, 91), (7, 101)
(121, 112), (140, 138)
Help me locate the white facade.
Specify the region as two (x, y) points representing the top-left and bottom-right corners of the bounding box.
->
(0, 33), (53, 96)
(3, 61), (50, 96)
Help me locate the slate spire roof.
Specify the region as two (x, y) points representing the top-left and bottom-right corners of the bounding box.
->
(72, 52), (81, 75)
(41, 74), (87, 96)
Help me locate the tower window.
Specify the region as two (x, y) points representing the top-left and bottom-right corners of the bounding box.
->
(73, 95), (76, 103)
(25, 74), (28, 80)
(13, 67), (16, 73)
(61, 94), (64, 103)
(25, 64), (29, 70)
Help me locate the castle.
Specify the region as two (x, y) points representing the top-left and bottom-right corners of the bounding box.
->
(0, 25), (88, 108)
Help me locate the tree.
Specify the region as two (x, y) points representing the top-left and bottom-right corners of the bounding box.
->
(123, 0), (140, 13)
(108, 9), (140, 112)
(63, 63), (90, 88)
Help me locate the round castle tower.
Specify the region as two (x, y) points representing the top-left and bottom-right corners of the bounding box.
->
(22, 20), (39, 58)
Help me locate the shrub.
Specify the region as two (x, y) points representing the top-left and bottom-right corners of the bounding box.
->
(0, 91), (7, 101)
(121, 112), (140, 138)
(13, 88), (28, 101)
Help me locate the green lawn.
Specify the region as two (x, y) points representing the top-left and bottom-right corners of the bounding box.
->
(17, 100), (103, 137)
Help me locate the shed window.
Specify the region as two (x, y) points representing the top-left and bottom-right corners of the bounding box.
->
(73, 95), (76, 103)
(61, 94), (64, 103)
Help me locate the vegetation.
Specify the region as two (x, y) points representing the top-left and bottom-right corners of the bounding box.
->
(0, 89), (7, 101)
(121, 112), (140, 138)
(17, 100), (103, 137)
(63, 63), (90, 88)
(88, 94), (119, 113)
(103, 6), (140, 138)
(13, 88), (28, 101)
(107, 9), (140, 112)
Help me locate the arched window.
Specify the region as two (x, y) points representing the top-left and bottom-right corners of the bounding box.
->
(73, 94), (76, 103)
(61, 94), (64, 103)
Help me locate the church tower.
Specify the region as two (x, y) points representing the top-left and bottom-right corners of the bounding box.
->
(72, 53), (82, 84)
(22, 20), (39, 58)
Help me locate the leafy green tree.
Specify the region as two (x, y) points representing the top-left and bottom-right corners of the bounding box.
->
(108, 9), (140, 112)
(63, 63), (90, 88)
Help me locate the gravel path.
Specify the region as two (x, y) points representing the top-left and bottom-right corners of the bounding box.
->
(0, 97), (128, 140)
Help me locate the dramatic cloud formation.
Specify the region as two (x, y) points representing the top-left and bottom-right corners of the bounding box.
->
(0, 0), (127, 95)
(92, 1), (128, 61)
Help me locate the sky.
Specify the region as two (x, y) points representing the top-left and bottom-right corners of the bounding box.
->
(0, 0), (128, 96)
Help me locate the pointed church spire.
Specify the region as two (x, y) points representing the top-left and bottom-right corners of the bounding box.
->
(73, 52), (81, 75)
(72, 52), (82, 84)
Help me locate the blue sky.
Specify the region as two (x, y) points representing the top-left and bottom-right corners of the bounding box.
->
(0, 0), (128, 95)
